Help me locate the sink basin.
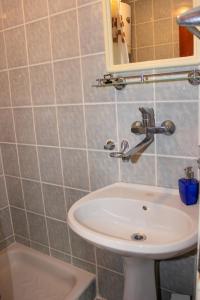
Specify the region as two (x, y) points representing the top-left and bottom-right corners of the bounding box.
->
(68, 183), (198, 259)
(68, 183), (198, 300)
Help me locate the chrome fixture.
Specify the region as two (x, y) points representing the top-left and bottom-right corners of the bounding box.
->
(93, 70), (200, 90)
(177, 6), (200, 40)
(110, 140), (129, 158)
(104, 140), (115, 150)
(105, 107), (176, 161)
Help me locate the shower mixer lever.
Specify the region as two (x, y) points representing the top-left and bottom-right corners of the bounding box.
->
(107, 107), (176, 161)
(131, 107), (175, 136)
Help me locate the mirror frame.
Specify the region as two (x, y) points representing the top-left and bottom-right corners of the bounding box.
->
(102, 0), (200, 73)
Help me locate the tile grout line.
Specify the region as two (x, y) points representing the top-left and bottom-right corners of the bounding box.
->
(3, 174), (90, 192)
(46, 0), (73, 261)
(0, 99), (198, 110)
(0, 144), (15, 240)
(13, 232), (124, 276)
(151, 0), (156, 60)
(0, 234), (15, 245)
(21, 0), (51, 253)
(1, 10), (28, 243)
(0, 50), (105, 73)
(75, 1), (91, 193)
(0, 0), (102, 34)
(0, 142), (198, 160)
(75, 0), (98, 294)
(0, 3), (14, 237)
(10, 204), (70, 225)
(114, 87), (121, 182)
(153, 79), (158, 186)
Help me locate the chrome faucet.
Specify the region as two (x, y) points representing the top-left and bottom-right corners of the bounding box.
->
(105, 107), (176, 161)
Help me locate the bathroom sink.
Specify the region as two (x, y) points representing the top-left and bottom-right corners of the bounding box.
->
(68, 183), (198, 300)
(68, 183), (198, 260)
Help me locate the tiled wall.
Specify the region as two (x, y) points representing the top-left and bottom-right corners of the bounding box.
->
(0, 0), (199, 299)
(0, 147), (14, 249)
(124, 0), (193, 62)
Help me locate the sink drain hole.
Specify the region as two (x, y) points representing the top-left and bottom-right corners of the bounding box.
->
(131, 233), (147, 241)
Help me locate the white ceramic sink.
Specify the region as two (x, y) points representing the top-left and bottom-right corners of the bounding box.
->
(68, 183), (198, 300)
(68, 183), (198, 259)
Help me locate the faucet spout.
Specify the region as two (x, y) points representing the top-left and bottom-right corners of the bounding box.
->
(122, 134), (154, 160)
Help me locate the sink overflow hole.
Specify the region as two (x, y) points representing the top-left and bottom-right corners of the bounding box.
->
(131, 233), (147, 241)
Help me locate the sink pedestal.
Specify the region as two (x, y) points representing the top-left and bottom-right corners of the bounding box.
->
(123, 257), (157, 300)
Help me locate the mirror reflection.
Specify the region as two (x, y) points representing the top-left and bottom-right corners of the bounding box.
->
(110, 0), (194, 64)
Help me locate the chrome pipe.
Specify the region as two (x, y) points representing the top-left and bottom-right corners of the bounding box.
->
(177, 6), (200, 40)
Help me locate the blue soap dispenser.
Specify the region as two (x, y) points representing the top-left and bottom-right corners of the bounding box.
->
(178, 166), (199, 205)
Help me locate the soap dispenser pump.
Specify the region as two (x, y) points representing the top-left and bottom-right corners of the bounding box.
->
(178, 166), (199, 205)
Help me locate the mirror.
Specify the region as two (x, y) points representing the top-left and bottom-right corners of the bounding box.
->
(103, 0), (200, 72)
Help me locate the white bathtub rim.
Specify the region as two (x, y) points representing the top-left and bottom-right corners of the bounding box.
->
(1, 242), (95, 300)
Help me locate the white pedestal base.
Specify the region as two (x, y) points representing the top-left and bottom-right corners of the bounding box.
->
(123, 257), (157, 300)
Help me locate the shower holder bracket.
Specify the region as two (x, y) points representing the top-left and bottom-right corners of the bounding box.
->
(94, 70), (200, 90)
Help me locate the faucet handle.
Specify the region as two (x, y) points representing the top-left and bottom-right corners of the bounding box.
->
(120, 140), (129, 153)
(139, 107), (155, 127)
(139, 107), (154, 115)
(104, 140), (115, 150)
(109, 140), (129, 158)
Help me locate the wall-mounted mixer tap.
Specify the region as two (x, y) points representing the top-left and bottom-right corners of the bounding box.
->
(104, 107), (176, 162)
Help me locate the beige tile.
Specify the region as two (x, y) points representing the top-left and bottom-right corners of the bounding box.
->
(1, 0), (23, 28)
(78, 0), (98, 5)
(131, 25), (136, 49)
(30, 63), (54, 105)
(156, 102), (198, 157)
(173, 43), (180, 57)
(18, 145), (40, 180)
(26, 19), (51, 64)
(82, 54), (115, 103)
(130, 49), (136, 63)
(88, 151), (119, 191)
(153, 0), (171, 20)
(172, 0), (193, 18)
(6, 176), (24, 208)
(50, 11), (79, 59)
(78, 2), (104, 55)
(173, 17), (179, 43)
(130, 2), (135, 25)
(1, 144), (20, 176)
(135, 0), (153, 24)
(0, 109), (15, 142)
(0, 32), (6, 70)
(5, 26), (27, 68)
(136, 22), (154, 48)
(13, 108), (36, 144)
(85, 104), (117, 150)
(38, 147), (63, 185)
(137, 47), (154, 62)
(154, 19), (172, 45)
(48, 0), (76, 14)
(155, 44), (173, 60)
(58, 106), (86, 148)
(23, 0), (48, 22)
(23, 180), (44, 215)
(54, 59), (82, 104)
(9, 67), (31, 106)
(121, 155), (156, 185)
(27, 212), (48, 245)
(0, 2), (3, 30)
(0, 71), (11, 107)
(34, 107), (59, 146)
(62, 149), (89, 190)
